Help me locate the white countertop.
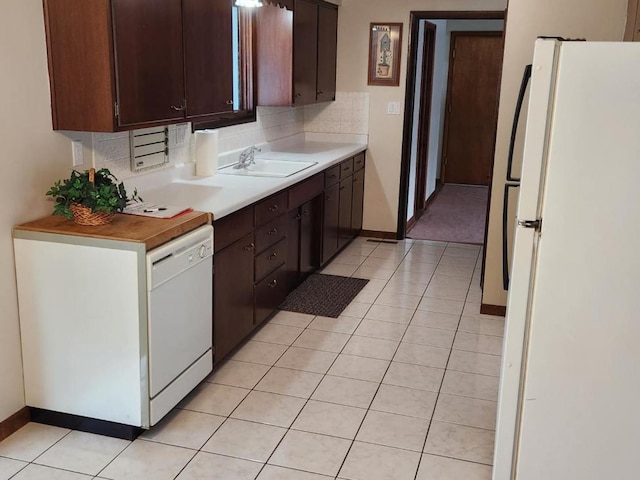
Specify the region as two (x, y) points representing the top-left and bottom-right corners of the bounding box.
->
(136, 135), (367, 220)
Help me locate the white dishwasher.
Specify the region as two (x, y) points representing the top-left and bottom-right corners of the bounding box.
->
(146, 225), (214, 425)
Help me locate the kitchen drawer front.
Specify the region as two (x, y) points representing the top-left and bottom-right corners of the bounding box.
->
(353, 152), (365, 172)
(325, 165), (340, 187)
(289, 173), (324, 209)
(255, 191), (288, 226)
(340, 158), (354, 179)
(255, 215), (287, 253)
(214, 206), (254, 253)
(255, 238), (287, 281)
(254, 265), (287, 326)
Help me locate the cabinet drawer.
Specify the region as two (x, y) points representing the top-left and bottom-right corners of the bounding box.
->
(255, 215), (287, 253)
(340, 158), (354, 178)
(289, 173), (324, 209)
(254, 265), (287, 326)
(353, 152), (365, 172)
(325, 165), (340, 187)
(255, 238), (287, 281)
(214, 206), (254, 253)
(255, 192), (288, 226)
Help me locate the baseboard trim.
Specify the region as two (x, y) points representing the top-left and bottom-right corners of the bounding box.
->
(0, 407), (30, 442)
(481, 303), (507, 317)
(30, 408), (143, 440)
(360, 230), (398, 240)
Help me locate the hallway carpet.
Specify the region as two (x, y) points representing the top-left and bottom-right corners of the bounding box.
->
(408, 185), (489, 245)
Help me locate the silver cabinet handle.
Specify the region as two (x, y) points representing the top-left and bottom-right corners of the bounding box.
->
(268, 279), (278, 288)
(226, 100), (234, 105)
(244, 243), (255, 251)
(268, 228), (278, 236)
(268, 252), (278, 260)
(268, 205), (279, 212)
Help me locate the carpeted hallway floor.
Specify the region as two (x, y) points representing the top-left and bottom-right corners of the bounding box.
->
(408, 185), (489, 245)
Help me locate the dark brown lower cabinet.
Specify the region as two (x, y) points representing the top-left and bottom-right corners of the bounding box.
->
(255, 265), (287, 325)
(287, 196), (322, 292)
(338, 177), (353, 250)
(322, 183), (340, 264)
(213, 232), (255, 364)
(351, 168), (365, 234)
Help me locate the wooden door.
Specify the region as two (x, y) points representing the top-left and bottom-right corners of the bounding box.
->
(441, 32), (503, 185)
(351, 169), (365, 234)
(316, 4), (338, 103)
(183, 0), (234, 118)
(322, 183), (339, 264)
(338, 177), (353, 249)
(293, 0), (318, 105)
(626, 0), (640, 41)
(111, 0), (186, 126)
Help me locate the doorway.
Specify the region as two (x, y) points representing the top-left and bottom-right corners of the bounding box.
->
(398, 11), (505, 243)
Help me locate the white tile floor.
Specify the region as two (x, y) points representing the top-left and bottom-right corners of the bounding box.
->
(0, 237), (505, 480)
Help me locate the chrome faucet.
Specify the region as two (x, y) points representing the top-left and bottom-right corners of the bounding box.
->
(234, 145), (261, 169)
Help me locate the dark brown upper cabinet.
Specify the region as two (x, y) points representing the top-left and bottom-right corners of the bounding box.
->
(256, 0), (338, 107)
(43, 0), (234, 132)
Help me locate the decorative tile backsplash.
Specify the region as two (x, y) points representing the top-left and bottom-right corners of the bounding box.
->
(91, 92), (369, 179)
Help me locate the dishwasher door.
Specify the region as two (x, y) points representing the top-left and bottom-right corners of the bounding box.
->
(146, 225), (213, 401)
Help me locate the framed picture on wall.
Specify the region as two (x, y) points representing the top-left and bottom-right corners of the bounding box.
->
(368, 22), (403, 86)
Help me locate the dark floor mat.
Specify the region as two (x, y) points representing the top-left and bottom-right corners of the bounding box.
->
(279, 274), (369, 318)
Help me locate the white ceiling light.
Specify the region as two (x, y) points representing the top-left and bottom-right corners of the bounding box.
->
(235, 0), (263, 7)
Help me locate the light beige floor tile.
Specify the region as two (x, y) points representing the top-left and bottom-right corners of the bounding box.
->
(424, 284), (469, 302)
(292, 330), (351, 353)
(410, 310), (460, 331)
(370, 384), (437, 420)
(368, 249), (409, 261)
(353, 266), (396, 280)
(140, 409), (224, 450)
(361, 257), (402, 270)
(230, 341), (288, 366)
(417, 297), (465, 316)
(269, 430), (351, 477)
(207, 360), (270, 389)
(231, 391), (306, 427)
(462, 302), (505, 320)
(417, 454), (492, 480)
(434, 394), (497, 431)
(269, 311), (316, 329)
(434, 264), (474, 278)
(382, 281), (427, 296)
(428, 275), (471, 290)
(332, 253), (368, 266)
(403, 325), (455, 349)
(342, 336), (399, 361)
(250, 324), (304, 346)
(408, 245), (446, 256)
(382, 362), (444, 392)
(257, 465), (333, 480)
(458, 316), (505, 337)
(466, 288), (483, 303)
(341, 244), (376, 257)
(447, 350), (502, 377)
(356, 410), (429, 452)
(393, 342), (450, 369)
(365, 304), (414, 324)
(0, 423), (70, 462)
(352, 290), (380, 304)
(202, 418), (286, 462)
(374, 291), (421, 310)
(424, 421), (495, 465)
(255, 367), (323, 398)
(11, 464), (91, 480)
(338, 441), (420, 480)
(327, 355), (390, 383)
(441, 370), (500, 401)
(389, 270), (433, 286)
(438, 255), (477, 267)
(444, 246), (480, 258)
(175, 451), (262, 480)
(0, 457), (27, 479)
(34, 430), (129, 476)
(321, 263), (359, 277)
(340, 301), (372, 318)
(453, 332), (503, 356)
(292, 400), (366, 439)
(275, 347), (338, 374)
(311, 376), (378, 408)
(396, 261), (437, 274)
(307, 316), (362, 335)
(354, 319), (407, 341)
(403, 252), (441, 264)
(99, 439), (195, 480)
(358, 278), (388, 294)
(178, 382), (250, 416)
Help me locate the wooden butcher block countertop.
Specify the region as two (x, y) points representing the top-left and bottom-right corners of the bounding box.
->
(14, 210), (211, 251)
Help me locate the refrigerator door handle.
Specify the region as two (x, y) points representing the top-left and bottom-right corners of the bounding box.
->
(506, 64), (533, 183)
(503, 183), (520, 290)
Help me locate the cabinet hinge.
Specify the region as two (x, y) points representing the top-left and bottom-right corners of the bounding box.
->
(114, 102), (120, 118)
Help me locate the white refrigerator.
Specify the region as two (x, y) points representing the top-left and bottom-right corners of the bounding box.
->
(494, 38), (640, 480)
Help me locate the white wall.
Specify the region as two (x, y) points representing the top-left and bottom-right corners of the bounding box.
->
(482, 0), (628, 308)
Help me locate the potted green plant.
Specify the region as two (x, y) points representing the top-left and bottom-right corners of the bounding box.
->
(46, 168), (141, 226)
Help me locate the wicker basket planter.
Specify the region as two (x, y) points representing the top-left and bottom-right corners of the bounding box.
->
(69, 203), (115, 226)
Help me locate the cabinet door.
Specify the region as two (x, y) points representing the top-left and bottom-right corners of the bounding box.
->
(351, 169), (365, 234)
(338, 177), (353, 249)
(300, 196), (322, 276)
(316, 4), (338, 103)
(293, 0), (318, 105)
(322, 183), (340, 264)
(213, 233), (255, 363)
(112, 0), (186, 127)
(183, 0), (234, 118)
(287, 208), (302, 292)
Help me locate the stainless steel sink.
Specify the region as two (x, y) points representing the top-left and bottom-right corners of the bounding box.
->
(218, 159), (318, 178)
